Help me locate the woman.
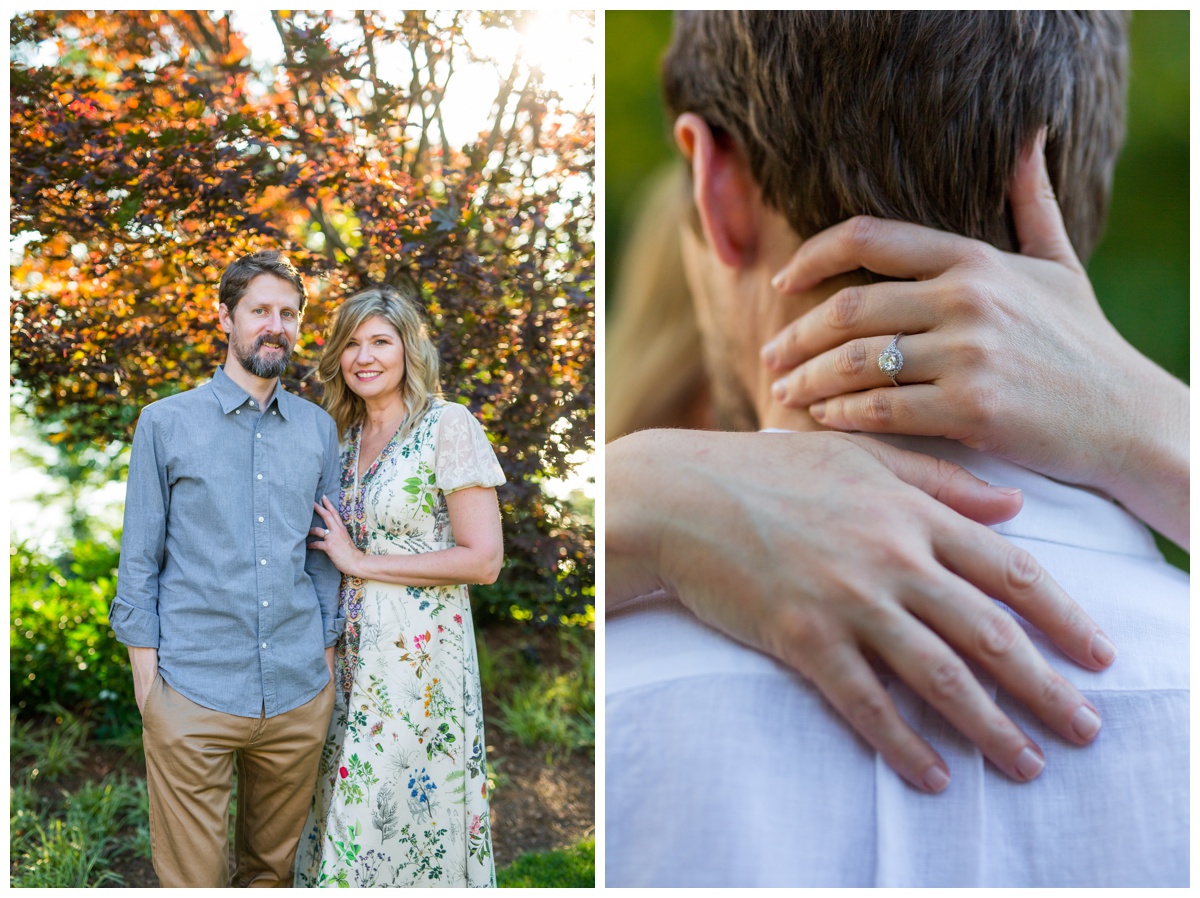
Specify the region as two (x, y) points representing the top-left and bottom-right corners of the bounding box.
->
(294, 285), (505, 888)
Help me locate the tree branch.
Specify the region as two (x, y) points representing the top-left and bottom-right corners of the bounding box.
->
(480, 56), (521, 170)
(184, 11), (225, 61)
(357, 10), (381, 97)
(270, 10), (295, 67)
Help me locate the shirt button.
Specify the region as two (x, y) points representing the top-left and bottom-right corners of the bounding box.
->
(261, 643), (267, 649)
(262, 601), (269, 607)
(272, 410), (277, 415)
(257, 473), (263, 480)
(258, 516), (264, 523)
(249, 400), (256, 407)
(235, 409), (241, 415)
(260, 559), (267, 565)
(256, 433), (261, 439)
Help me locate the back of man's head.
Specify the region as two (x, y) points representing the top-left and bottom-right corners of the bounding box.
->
(662, 11), (1127, 261)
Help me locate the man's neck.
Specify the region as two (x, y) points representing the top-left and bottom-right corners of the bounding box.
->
(222, 357), (278, 408)
(683, 209), (870, 434)
(744, 272), (862, 434)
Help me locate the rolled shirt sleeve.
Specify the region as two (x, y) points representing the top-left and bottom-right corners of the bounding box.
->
(308, 414), (346, 647)
(111, 405), (169, 648)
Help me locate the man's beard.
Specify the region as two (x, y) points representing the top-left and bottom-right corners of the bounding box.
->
(233, 331), (293, 379)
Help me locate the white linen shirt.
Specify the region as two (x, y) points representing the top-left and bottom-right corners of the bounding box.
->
(605, 434), (1188, 887)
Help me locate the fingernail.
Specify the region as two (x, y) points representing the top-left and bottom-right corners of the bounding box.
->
(1014, 746), (1045, 781)
(771, 379), (787, 401)
(1071, 705), (1102, 742)
(761, 344), (777, 367)
(922, 765), (950, 793)
(771, 272), (786, 290)
(1090, 631), (1116, 666)
(809, 401), (825, 420)
(988, 486), (1022, 497)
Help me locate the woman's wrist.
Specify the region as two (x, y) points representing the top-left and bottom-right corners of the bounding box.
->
(347, 549), (370, 580)
(606, 430), (684, 611)
(1095, 358), (1189, 548)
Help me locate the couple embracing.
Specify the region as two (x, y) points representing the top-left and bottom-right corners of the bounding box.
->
(110, 251), (504, 887)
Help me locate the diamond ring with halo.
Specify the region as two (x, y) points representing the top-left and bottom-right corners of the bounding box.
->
(878, 333), (905, 386)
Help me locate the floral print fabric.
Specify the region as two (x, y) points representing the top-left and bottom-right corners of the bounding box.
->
(295, 401), (505, 888)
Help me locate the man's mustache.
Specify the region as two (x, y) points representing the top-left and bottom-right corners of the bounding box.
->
(255, 333), (291, 353)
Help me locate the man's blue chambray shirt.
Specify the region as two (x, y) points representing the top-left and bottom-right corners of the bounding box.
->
(110, 365), (346, 718)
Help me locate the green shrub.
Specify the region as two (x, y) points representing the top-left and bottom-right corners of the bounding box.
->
(473, 542), (596, 628)
(494, 634), (594, 757)
(498, 838), (595, 888)
(10, 539), (138, 736)
(12, 818), (125, 888)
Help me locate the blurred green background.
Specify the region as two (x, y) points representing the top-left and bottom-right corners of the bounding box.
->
(605, 10), (1188, 382)
(605, 10), (1189, 566)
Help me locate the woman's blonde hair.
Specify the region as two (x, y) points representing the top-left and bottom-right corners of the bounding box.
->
(607, 164), (711, 442)
(318, 284), (443, 442)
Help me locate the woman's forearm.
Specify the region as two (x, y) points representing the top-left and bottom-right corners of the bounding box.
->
(606, 430), (681, 613)
(1100, 360), (1189, 550)
(348, 543), (502, 586)
(313, 486), (504, 587)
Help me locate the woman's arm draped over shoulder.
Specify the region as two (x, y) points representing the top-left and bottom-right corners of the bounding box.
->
(607, 428), (1116, 793)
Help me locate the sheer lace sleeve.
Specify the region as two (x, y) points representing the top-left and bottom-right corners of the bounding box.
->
(434, 401), (506, 493)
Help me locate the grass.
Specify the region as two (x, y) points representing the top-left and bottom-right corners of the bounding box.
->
(499, 838), (595, 888)
(487, 628), (596, 758)
(495, 668), (595, 757)
(10, 769), (147, 888)
(10, 705), (91, 783)
(9, 706), (151, 888)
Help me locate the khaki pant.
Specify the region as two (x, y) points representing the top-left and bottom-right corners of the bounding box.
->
(141, 675), (334, 888)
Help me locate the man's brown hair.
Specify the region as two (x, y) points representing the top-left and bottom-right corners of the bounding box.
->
(218, 250), (309, 314)
(662, 11), (1127, 261)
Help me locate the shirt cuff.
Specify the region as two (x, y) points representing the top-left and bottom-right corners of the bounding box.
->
(108, 597), (161, 648)
(324, 613), (347, 648)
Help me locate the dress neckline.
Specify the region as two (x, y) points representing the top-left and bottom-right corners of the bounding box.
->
(352, 420), (401, 493)
(350, 403), (439, 493)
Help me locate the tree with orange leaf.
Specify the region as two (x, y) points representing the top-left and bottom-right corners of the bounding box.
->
(11, 10), (595, 623)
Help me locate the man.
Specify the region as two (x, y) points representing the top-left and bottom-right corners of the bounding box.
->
(110, 250), (343, 887)
(606, 12), (1187, 886)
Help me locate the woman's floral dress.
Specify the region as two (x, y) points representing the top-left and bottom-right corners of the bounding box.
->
(295, 400), (505, 888)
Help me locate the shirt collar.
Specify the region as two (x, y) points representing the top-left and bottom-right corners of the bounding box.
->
(864, 434), (1160, 559)
(210, 365), (293, 420)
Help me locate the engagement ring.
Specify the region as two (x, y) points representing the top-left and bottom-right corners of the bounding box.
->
(878, 333), (905, 386)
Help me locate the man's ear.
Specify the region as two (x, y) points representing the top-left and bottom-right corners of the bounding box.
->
(674, 113), (760, 268)
(218, 303), (232, 334)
